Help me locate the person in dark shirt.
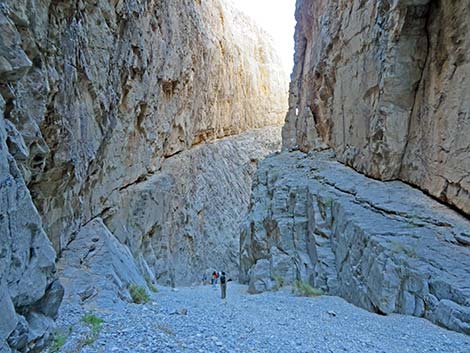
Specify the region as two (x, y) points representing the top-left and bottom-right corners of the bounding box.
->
(220, 272), (227, 299)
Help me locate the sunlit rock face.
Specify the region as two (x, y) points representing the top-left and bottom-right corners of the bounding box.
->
(105, 127), (282, 287)
(0, 0), (287, 351)
(283, 0), (469, 215)
(1, 0), (287, 253)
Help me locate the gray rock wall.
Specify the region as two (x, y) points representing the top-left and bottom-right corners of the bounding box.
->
(105, 127), (281, 286)
(0, 0), (287, 253)
(1, 94), (62, 352)
(0, 0), (287, 351)
(240, 151), (470, 334)
(283, 0), (470, 215)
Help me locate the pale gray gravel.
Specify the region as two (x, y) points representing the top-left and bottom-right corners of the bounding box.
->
(51, 284), (470, 353)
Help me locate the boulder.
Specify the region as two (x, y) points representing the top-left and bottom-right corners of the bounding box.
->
(57, 218), (149, 307)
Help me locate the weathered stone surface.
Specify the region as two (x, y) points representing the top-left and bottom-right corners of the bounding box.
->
(241, 151), (470, 334)
(400, 1), (470, 215)
(0, 0), (287, 253)
(1, 0), (287, 350)
(0, 94), (62, 352)
(105, 127), (281, 286)
(283, 0), (469, 215)
(57, 218), (150, 307)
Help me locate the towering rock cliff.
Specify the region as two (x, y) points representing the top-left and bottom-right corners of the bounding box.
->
(241, 0), (470, 334)
(283, 0), (469, 215)
(0, 0), (287, 351)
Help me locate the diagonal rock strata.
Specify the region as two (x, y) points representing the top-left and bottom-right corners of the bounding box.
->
(241, 151), (470, 334)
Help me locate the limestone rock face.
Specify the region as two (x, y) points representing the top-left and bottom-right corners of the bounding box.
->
(105, 127), (281, 286)
(0, 0), (287, 253)
(0, 0), (287, 351)
(0, 96), (63, 352)
(241, 151), (470, 334)
(57, 218), (150, 307)
(283, 0), (470, 215)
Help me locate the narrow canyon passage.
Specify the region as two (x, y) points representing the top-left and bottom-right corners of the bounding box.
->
(1, 0), (470, 352)
(53, 284), (470, 353)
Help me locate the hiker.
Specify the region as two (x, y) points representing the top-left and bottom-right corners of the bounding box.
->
(220, 271), (227, 299)
(211, 271), (218, 287)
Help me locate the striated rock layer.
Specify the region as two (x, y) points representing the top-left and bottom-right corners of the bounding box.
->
(283, 0), (470, 215)
(241, 151), (470, 334)
(0, 0), (287, 351)
(104, 126), (282, 287)
(0, 0), (287, 253)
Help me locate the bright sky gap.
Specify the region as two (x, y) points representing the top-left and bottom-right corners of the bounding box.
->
(231, 0), (297, 75)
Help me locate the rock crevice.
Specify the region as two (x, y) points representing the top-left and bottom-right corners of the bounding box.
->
(0, 0), (287, 351)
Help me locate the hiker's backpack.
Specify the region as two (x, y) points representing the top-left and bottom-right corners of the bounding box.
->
(220, 275), (226, 284)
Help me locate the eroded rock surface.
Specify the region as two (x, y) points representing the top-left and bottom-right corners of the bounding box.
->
(0, 0), (287, 351)
(283, 0), (470, 215)
(241, 151), (470, 334)
(1, 95), (63, 352)
(105, 127), (281, 286)
(57, 218), (150, 308)
(0, 0), (287, 253)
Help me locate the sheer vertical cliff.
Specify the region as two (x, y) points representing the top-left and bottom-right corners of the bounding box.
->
(0, 0), (287, 351)
(242, 0), (470, 334)
(283, 0), (469, 215)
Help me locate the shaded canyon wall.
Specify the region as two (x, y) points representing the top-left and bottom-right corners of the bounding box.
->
(241, 0), (470, 334)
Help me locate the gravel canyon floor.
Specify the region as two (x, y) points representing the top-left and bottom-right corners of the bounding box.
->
(51, 284), (470, 353)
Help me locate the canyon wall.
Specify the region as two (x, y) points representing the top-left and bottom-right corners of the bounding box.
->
(0, 0), (287, 351)
(241, 0), (470, 334)
(240, 151), (470, 334)
(283, 0), (470, 215)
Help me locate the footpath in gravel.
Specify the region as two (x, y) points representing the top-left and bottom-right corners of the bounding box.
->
(52, 284), (470, 353)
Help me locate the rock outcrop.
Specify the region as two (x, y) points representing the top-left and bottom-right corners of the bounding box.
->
(57, 218), (150, 307)
(0, 0), (287, 253)
(241, 0), (470, 336)
(0, 96), (63, 352)
(104, 127), (281, 286)
(240, 151), (470, 334)
(0, 0), (287, 351)
(283, 0), (470, 215)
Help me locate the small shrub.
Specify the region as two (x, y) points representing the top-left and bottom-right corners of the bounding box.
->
(129, 284), (150, 304)
(292, 280), (323, 297)
(50, 331), (69, 353)
(324, 196), (334, 207)
(81, 313), (104, 329)
(273, 275), (284, 290)
(80, 313), (104, 346)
